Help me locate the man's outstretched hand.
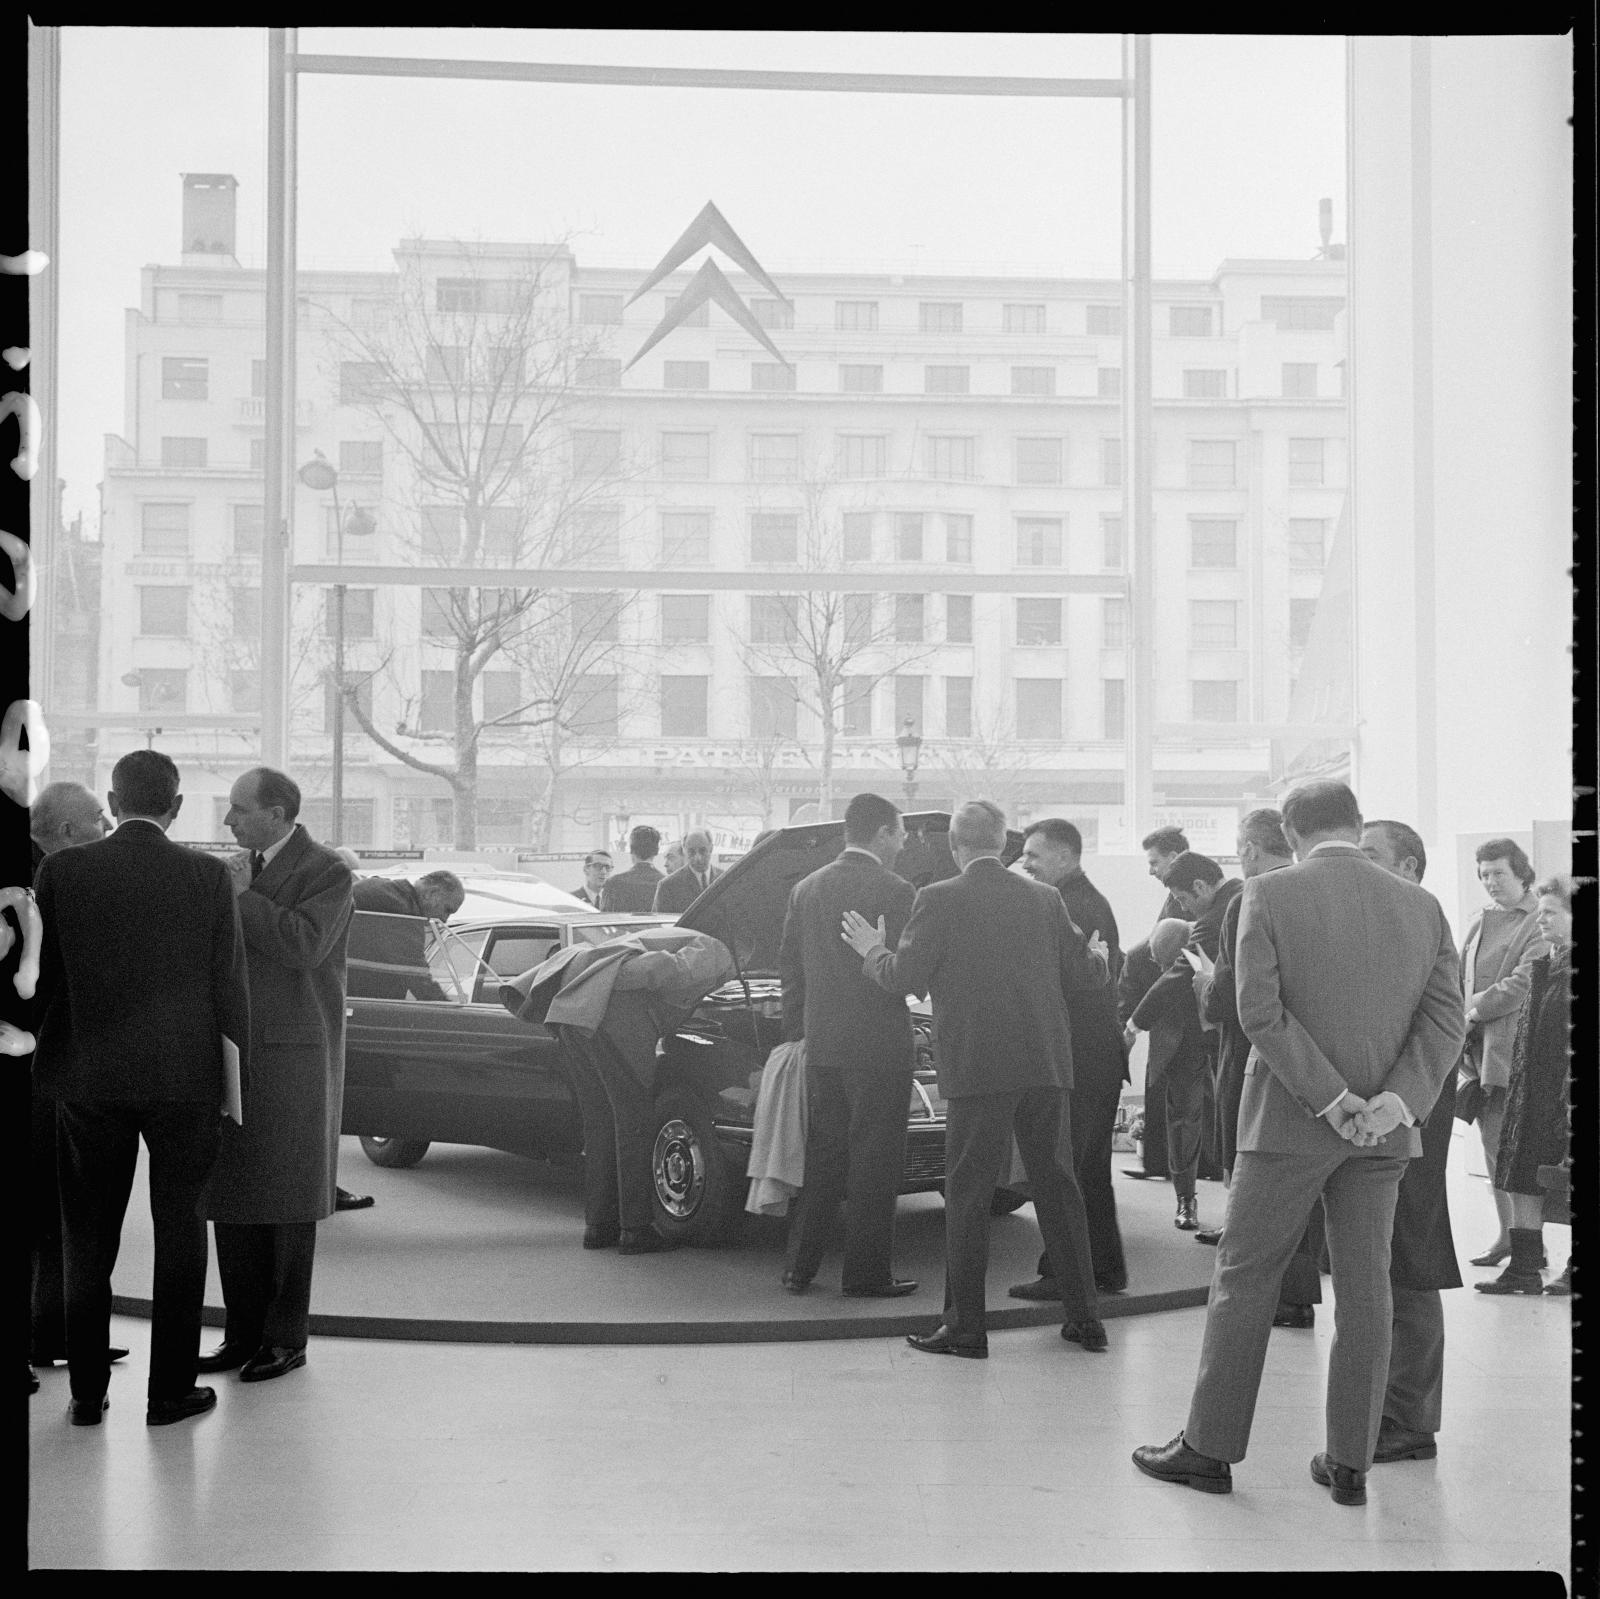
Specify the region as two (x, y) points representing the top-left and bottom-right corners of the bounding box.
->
(840, 910), (888, 958)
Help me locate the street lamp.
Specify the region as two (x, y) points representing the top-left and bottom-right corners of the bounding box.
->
(119, 670), (161, 748)
(896, 714), (923, 812)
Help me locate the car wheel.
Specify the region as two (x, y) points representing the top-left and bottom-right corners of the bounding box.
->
(990, 1186), (1031, 1216)
(650, 1089), (740, 1246)
(359, 1134), (431, 1169)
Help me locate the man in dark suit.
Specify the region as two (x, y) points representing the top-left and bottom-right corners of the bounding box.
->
(1134, 781), (1464, 1505)
(842, 799), (1110, 1358)
(572, 850), (612, 906)
(600, 825), (665, 913)
(34, 750), (250, 1426)
(1360, 818), (1462, 1465)
(654, 829), (721, 914)
(1142, 826), (1190, 923)
(199, 767), (354, 1385)
(1009, 818), (1129, 1299)
(347, 870), (466, 1001)
(778, 793), (918, 1298)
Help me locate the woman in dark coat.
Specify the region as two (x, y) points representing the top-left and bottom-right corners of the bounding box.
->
(1478, 876), (1573, 1296)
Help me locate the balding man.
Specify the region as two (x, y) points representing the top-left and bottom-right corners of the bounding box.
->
(29, 781), (109, 871)
(653, 830), (720, 914)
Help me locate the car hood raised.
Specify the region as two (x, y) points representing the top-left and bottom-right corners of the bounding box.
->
(677, 811), (1023, 978)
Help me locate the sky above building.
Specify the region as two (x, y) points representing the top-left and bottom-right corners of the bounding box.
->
(53, 29), (1347, 526)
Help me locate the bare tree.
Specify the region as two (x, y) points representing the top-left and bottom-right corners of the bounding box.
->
(921, 702), (1050, 821)
(723, 731), (809, 830)
(319, 248), (635, 847)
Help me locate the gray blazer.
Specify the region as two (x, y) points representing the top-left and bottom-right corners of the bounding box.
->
(1234, 843), (1464, 1159)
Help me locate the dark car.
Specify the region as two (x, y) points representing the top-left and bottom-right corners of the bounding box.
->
(341, 815), (1026, 1243)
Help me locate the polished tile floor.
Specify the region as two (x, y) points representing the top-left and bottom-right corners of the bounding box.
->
(29, 1134), (1571, 1573)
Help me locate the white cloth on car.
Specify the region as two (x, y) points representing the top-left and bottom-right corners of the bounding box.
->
(745, 1039), (809, 1216)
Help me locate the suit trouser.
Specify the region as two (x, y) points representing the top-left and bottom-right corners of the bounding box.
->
(213, 1220), (318, 1351)
(31, 1089), (67, 1355)
(785, 1058), (913, 1289)
(1035, 1066), (1127, 1287)
(1384, 1284), (1446, 1434)
(1185, 1146), (1405, 1470)
(944, 1087), (1098, 1336)
(1277, 1203), (1326, 1307)
(556, 1029), (656, 1235)
(1157, 1051), (1207, 1199)
(56, 1099), (220, 1403)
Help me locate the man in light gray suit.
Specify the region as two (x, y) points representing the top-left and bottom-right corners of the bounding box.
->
(1133, 781), (1463, 1506)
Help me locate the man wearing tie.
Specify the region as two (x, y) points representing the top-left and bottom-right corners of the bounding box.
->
(653, 829), (720, 915)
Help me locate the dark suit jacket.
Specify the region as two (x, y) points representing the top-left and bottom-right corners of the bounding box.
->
(1057, 867), (1128, 1088)
(778, 849), (916, 1074)
(1133, 877), (1240, 1082)
(201, 826), (353, 1224)
(1200, 887), (1250, 1096)
(600, 862), (665, 914)
(653, 864), (720, 915)
(33, 821), (250, 1104)
(347, 878), (446, 1001)
(860, 856), (1105, 1099)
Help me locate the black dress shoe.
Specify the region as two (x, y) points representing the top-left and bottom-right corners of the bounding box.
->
(1475, 1267), (1544, 1295)
(1095, 1274), (1128, 1295)
(334, 1187), (375, 1211)
(1310, 1451), (1367, 1506)
(30, 1346), (130, 1367)
(842, 1279), (918, 1299)
(68, 1395), (109, 1426)
(1008, 1276), (1059, 1301)
(147, 1386), (217, 1426)
(1121, 1167), (1159, 1180)
(618, 1228), (678, 1255)
(1372, 1419), (1437, 1463)
(1194, 1228), (1223, 1247)
(582, 1225), (621, 1250)
(1175, 1195), (1199, 1231)
(780, 1269), (814, 1294)
(1131, 1434), (1232, 1493)
(239, 1345), (307, 1383)
(1061, 1319), (1108, 1352)
(1272, 1304), (1315, 1329)
(906, 1325), (988, 1359)
(196, 1340), (254, 1374)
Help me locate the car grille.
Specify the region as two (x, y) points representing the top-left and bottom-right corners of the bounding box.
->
(901, 1128), (947, 1189)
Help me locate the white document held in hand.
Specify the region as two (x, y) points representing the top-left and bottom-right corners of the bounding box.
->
(222, 1035), (243, 1125)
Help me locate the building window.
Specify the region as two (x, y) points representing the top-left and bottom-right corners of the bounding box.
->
(1098, 367), (1123, 399)
(139, 586), (189, 637)
(1187, 439), (1237, 488)
(661, 431), (711, 481)
(1288, 517), (1327, 568)
(1261, 295), (1344, 331)
(1003, 303), (1046, 335)
(1103, 679), (1125, 740)
(1288, 437), (1325, 486)
(840, 364), (883, 394)
(230, 669), (260, 713)
(339, 362), (384, 404)
(665, 293), (710, 328)
(338, 440), (382, 476)
(161, 437), (207, 469)
(751, 298), (794, 331)
(661, 510), (712, 565)
(1190, 517), (1238, 568)
(1102, 598), (1127, 650)
(436, 278), (521, 313)
(946, 594), (973, 644)
(842, 677), (873, 736)
(1100, 437), (1123, 487)
(1101, 514), (1124, 569)
(749, 433), (800, 481)
(161, 357), (207, 401)
(570, 674), (619, 738)
(480, 507), (519, 567)
(751, 362), (795, 392)
(571, 429), (619, 479)
(229, 503), (263, 558)
(837, 434), (887, 478)
(299, 798), (375, 847)
(325, 588), (375, 639)
(569, 592), (621, 645)
(421, 505), (459, 563)
(576, 357), (621, 389)
(141, 502), (190, 556)
(925, 365), (970, 396)
(750, 511), (799, 563)
(419, 670), (454, 734)
(1017, 598), (1062, 647)
(426, 345), (465, 385)
(919, 302), (963, 334)
(1170, 305), (1215, 337)
(1087, 304), (1122, 335)
(1183, 369), (1227, 399)
(1016, 517), (1063, 567)
(836, 300), (879, 332)
(400, 797), (455, 848)
(894, 675), (925, 736)
(1282, 363), (1318, 399)
(750, 676), (797, 739)
(1290, 596), (1318, 651)
(137, 668), (187, 714)
(895, 514), (924, 562)
(177, 293), (222, 321)
(1016, 437), (1063, 485)
(664, 360), (710, 391)
(945, 676), (972, 738)
(925, 435), (976, 479)
(893, 594), (926, 643)
(1016, 679), (1062, 741)
(750, 594), (799, 646)
(1190, 599), (1239, 649)
(842, 593), (874, 647)
(944, 513), (973, 564)
(475, 800), (528, 847)
(662, 593), (710, 644)
(324, 672), (371, 734)
(1192, 680), (1239, 722)
(579, 293), (624, 325)
(225, 584), (257, 636)
(481, 670), (522, 726)
(1011, 366), (1055, 397)
(421, 589), (456, 639)
(842, 512), (873, 563)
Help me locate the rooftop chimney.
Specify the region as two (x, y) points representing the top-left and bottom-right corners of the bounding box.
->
(181, 173), (238, 261)
(1316, 197), (1345, 260)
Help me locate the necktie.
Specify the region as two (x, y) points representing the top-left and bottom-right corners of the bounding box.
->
(250, 851), (265, 881)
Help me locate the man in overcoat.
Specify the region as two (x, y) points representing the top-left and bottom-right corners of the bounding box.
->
(653, 829), (722, 914)
(200, 766), (354, 1383)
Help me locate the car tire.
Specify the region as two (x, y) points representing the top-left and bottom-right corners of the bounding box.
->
(990, 1186), (1031, 1217)
(359, 1134), (431, 1169)
(649, 1088), (741, 1246)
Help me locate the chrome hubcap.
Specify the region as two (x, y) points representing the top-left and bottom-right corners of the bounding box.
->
(652, 1118), (705, 1219)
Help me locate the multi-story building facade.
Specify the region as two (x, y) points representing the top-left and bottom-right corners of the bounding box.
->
(92, 174), (1347, 856)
